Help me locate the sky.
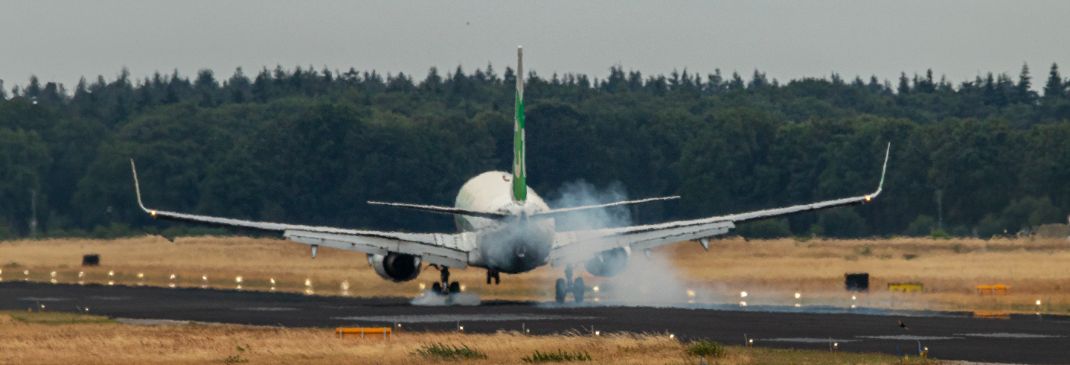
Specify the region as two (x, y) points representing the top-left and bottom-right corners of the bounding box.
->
(3, 1), (1070, 90)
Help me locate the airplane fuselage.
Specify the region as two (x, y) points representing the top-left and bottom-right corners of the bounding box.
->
(454, 171), (554, 273)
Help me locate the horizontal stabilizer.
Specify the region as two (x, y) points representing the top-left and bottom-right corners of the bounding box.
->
(530, 196), (680, 219)
(367, 201), (509, 220)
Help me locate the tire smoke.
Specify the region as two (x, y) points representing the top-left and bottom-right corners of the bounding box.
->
(548, 181), (633, 231)
(548, 181), (692, 306)
(410, 291), (481, 306)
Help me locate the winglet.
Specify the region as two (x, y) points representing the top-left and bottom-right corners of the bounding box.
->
(130, 159), (156, 217)
(866, 143), (891, 202)
(876, 142), (890, 195)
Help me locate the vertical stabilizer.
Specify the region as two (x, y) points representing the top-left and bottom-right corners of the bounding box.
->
(512, 46), (527, 205)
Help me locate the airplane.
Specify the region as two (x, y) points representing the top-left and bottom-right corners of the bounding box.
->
(129, 46), (890, 303)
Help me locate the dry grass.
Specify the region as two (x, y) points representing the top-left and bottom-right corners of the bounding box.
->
(667, 237), (1070, 313)
(2, 235), (1069, 313)
(0, 311), (934, 365)
(0, 235), (554, 298)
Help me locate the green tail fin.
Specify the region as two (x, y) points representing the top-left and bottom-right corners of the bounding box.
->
(512, 46), (527, 204)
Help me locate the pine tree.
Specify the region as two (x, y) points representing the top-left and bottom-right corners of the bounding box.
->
(982, 73), (998, 105)
(135, 78), (154, 110)
(41, 82), (63, 103)
(164, 70), (189, 104)
(914, 70), (936, 93)
(1043, 63), (1064, 99)
(728, 72), (744, 91)
(867, 76), (882, 93)
(749, 70), (769, 89)
(937, 75), (953, 93)
(71, 77), (92, 115)
(897, 72), (911, 94)
(706, 69), (724, 94)
(422, 67), (442, 93)
(227, 67), (252, 103)
(25, 76), (42, 99)
(1016, 63), (1037, 104)
(386, 72), (415, 92)
(252, 68), (272, 102)
(448, 65), (470, 96)
(603, 66), (625, 92)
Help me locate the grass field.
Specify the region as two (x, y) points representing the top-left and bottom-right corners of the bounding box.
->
(0, 311), (934, 365)
(1, 235), (1069, 313)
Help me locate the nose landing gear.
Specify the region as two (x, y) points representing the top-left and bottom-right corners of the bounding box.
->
(554, 266), (586, 304)
(486, 270), (501, 285)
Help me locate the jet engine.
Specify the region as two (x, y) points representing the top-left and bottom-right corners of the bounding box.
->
(367, 253), (422, 282)
(584, 247), (630, 277)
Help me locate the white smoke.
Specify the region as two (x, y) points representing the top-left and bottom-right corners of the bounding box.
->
(549, 181), (633, 231)
(548, 181), (691, 306)
(411, 291), (481, 306)
(597, 252), (691, 306)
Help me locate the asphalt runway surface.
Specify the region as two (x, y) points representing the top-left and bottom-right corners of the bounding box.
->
(2, 282), (1068, 364)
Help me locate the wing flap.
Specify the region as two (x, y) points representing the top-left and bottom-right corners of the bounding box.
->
(551, 221), (734, 265)
(284, 230), (470, 268)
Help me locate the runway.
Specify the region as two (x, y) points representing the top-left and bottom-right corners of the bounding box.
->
(2, 282), (1068, 364)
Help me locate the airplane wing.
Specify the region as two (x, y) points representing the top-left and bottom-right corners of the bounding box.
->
(129, 160), (475, 268)
(549, 143), (890, 265)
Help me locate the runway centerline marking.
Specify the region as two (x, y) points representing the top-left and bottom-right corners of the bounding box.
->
(332, 313), (598, 323)
(858, 335), (964, 341)
(87, 296), (131, 301)
(762, 337), (859, 343)
(956, 332), (1064, 339)
(17, 297), (70, 302)
(234, 307), (299, 312)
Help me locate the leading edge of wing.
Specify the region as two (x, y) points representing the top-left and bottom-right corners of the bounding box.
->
(131, 158), (294, 232)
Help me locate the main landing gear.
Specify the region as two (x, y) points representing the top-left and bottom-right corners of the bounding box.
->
(486, 270), (501, 285)
(555, 266), (585, 304)
(431, 266), (461, 295)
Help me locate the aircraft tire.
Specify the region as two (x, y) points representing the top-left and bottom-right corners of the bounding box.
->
(572, 277), (585, 303)
(555, 278), (567, 303)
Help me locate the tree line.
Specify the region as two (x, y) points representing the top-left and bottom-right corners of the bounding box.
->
(2, 62), (1070, 239)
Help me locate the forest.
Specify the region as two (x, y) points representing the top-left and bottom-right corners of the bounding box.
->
(2, 62), (1070, 239)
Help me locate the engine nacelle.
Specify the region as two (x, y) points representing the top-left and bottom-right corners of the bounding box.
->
(367, 253), (422, 282)
(584, 247), (630, 277)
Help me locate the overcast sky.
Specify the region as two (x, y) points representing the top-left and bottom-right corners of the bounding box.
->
(4, 1), (1070, 90)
